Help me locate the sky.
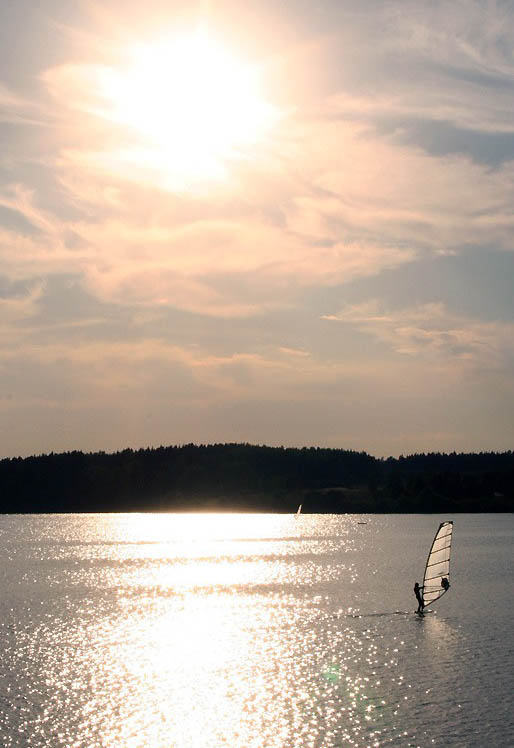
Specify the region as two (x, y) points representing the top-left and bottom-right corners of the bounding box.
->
(1, 0), (514, 459)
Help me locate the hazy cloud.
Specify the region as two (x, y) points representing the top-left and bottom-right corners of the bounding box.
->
(324, 301), (514, 370)
(1, 0), (513, 456)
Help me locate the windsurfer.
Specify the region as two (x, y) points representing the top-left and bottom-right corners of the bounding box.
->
(441, 577), (450, 591)
(414, 581), (424, 613)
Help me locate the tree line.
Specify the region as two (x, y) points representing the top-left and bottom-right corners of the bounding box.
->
(0, 443), (512, 513)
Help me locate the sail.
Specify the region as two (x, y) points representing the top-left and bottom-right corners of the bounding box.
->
(295, 504), (302, 518)
(422, 521), (453, 607)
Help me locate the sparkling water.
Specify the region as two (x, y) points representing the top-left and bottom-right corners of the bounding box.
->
(0, 513), (511, 747)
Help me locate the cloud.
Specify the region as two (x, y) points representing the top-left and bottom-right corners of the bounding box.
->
(3, 329), (511, 458)
(330, 1), (514, 132)
(1, 1), (508, 321)
(0, 337), (344, 414)
(0, 83), (42, 126)
(1, 0), (514, 457)
(328, 87), (514, 137)
(2, 102), (513, 319)
(0, 280), (44, 347)
(384, 0), (514, 82)
(324, 300), (514, 370)
(292, 115), (514, 247)
(0, 184), (57, 233)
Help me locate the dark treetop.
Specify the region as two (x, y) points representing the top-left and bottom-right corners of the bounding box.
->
(0, 444), (512, 513)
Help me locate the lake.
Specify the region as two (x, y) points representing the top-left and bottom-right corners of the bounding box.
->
(0, 513), (511, 747)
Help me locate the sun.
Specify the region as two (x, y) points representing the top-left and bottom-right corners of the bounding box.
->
(99, 31), (278, 183)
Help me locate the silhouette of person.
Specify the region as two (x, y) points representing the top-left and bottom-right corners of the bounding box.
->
(441, 577), (450, 591)
(414, 581), (424, 613)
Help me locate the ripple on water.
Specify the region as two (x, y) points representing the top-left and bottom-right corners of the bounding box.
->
(0, 513), (512, 747)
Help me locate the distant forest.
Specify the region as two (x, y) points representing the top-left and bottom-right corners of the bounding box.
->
(0, 443), (512, 513)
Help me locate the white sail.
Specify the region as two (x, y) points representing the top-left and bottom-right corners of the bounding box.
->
(422, 521), (453, 607)
(295, 504), (302, 518)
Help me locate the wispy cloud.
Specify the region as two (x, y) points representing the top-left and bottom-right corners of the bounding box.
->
(3, 1), (507, 322)
(324, 301), (514, 370)
(0, 83), (44, 126)
(1, 0), (513, 455)
(0, 280), (44, 334)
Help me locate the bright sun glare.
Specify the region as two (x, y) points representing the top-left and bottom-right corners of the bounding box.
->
(100, 32), (277, 183)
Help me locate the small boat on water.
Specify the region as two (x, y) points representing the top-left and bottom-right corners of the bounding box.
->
(295, 504), (302, 518)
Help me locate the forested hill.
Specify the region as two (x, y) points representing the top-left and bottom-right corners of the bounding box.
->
(0, 444), (512, 513)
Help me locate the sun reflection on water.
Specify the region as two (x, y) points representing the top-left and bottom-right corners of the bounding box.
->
(0, 513), (471, 747)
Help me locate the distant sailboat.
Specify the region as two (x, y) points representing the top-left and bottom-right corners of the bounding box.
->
(420, 521), (453, 610)
(295, 504), (302, 518)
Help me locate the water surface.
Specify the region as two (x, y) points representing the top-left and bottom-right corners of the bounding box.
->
(0, 513), (511, 747)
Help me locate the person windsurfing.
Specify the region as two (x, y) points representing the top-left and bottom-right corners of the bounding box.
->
(414, 581), (424, 614)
